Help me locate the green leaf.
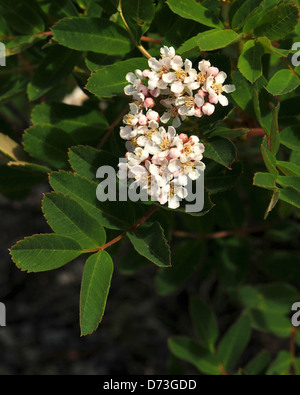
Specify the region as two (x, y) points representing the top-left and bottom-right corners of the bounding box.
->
(269, 106), (280, 155)
(248, 309), (292, 338)
(42, 192), (106, 249)
(217, 315), (251, 372)
(259, 251), (300, 282)
(280, 126), (300, 151)
(265, 190), (280, 219)
(4, 35), (46, 57)
(31, 102), (108, 145)
(291, 150), (300, 166)
(167, 0), (223, 28)
(257, 37), (289, 58)
(86, 57), (148, 98)
(279, 187), (300, 209)
(0, 133), (29, 161)
(168, 337), (220, 375)
(231, 0), (261, 30)
(244, 351), (271, 375)
(208, 127), (251, 139)
(68, 146), (118, 181)
(205, 161), (243, 194)
(23, 125), (76, 169)
(80, 251), (114, 335)
(266, 69), (300, 96)
(267, 351), (291, 375)
(261, 137), (278, 176)
(277, 161), (300, 176)
(0, 72), (28, 106)
(52, 17), (132, 55)
(254, 2), (299, 41)
(265, 222), (300, 243)
(49, 171), (135, 230)
(231, 70), (256, 116)
(0, 0), (45, 35)
(7, 161), (51, 174)
(155, 241), (203, 295)
(204, 138), (237, 169)
(189, 297), (219, 353)
(239, 283), (298, 315)
(276, 176), (300, 193)
(10, 234), (83, 273)
(122, 0), (155, 42)
(217, 237), (251, 291)
(182, 29), (240, 52)
(127, 222), (171, 268)
(242, 0), (281, 34)
(27, 46), (80, 101)
(253, 172), (276, 190)
(39, 0), (78, 19)
(238, 40), (264, 83)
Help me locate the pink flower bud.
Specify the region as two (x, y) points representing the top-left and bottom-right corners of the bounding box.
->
(150, 89), (160, 98)
(138, 114), (148, 125)
(209, 94), (219, 104)
(179, 133), (188, 143)
(169, 148), (181, 159)
(144, 97), (155, 109)
(197, 89), (207, 98)
(125, 152), (130, 158)
(202, 103), (215, 116)
(194, 107), (203, 118)
(143, 69), (151, 78)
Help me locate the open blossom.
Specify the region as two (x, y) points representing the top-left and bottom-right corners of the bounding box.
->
(205, 71), (236, 106)
(119, 46), (236, 208)
(158, 180), (188, 209)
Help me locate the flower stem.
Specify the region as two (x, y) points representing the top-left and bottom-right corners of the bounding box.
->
(83, 205), (158, 254)
(117, 0), (152, 59)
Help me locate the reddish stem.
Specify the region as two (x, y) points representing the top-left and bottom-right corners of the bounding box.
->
(0, 31), (52, 40)
(173, 224), (270, 241)
(84, 206), (158, 254)
(141, 36), (162, 44)
(97, 105), (128, 150)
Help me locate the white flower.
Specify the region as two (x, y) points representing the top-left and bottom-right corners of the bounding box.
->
(162, 57), (193, 94)
(168, 159), (206, 186)
(175, 94), (204, 117)
(129, 163), (160, 197)
(160, 46), (176, 58)
(124, 69), (148, 100)
(120, 125), (137, 140)
(205, 71), (235, 106)
(127, 147), (149, 167)
(177, 136), (205, 163)
(158, 180), (188, 209)
(149, 126), (179, 158)
(148, 55), (173, 90)
(123, 103), (141, 126)
(148, 159), (173, 187)
(160, 98), (185, 128)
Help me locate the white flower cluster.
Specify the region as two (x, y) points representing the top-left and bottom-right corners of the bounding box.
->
(118, 46), (235, 209)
